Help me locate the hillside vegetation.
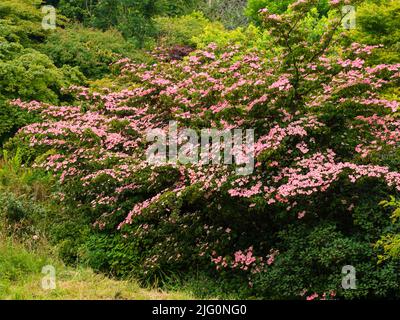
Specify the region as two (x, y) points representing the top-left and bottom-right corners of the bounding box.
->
(1, 0), (400, 300)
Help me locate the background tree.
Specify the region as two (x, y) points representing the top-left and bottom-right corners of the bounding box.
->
(245, 0), (329, 25)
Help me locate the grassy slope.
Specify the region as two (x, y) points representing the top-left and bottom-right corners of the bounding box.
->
(0, 240), (193, 300)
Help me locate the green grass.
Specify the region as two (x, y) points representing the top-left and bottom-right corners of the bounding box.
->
(0, 239), (194, 300)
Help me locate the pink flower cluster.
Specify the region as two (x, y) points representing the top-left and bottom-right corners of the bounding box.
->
(211, 247), (279, 273)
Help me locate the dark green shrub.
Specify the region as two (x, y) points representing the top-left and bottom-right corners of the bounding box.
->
(252, 223), (400, 299)
(40, 25), (151, 79)
(155, 12), (212, 47)
(82, 234), (142, 277)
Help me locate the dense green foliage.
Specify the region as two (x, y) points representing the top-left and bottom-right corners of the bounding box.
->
(0, 0), (85, 145)
(375, 196), (400, 263)
(352, 0), (400, 63)
(50, 0), (202, 47)
(0, 0), (48, 46)
(40, 25), (151, 78)
(155, 12), (214, 47)
(245, 0), (329, 24)
(246, 0), (296, 23)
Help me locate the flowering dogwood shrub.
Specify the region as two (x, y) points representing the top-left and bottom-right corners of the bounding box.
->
(8, 0), (400, 298)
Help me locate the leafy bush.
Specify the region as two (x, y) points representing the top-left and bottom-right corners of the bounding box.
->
(375, 196), (400, 263)
(0, 43), (84, 146)
(253, 223), (400, 299)
(192, 23), (268, 50)
(0, 49), (84, 103)
(0, 99), (38, 146)
(56, 0), (201, 22)
(0, 0), (85, 146)
(351, 0), (400, 64)
(155, 12), (268, 51)
(157, 0), (202, 16)
(155, 12), (214, 47)
(40, 25), (151, 79)
(245, 0), (295, 24)
(0, 0), (48, 46)
(94, 1), (157, 47)
(82, 234), (142, 278)
(245, 0), (329, 25)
